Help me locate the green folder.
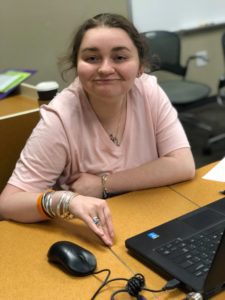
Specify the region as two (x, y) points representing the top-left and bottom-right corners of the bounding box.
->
(0, 70), (31, 93)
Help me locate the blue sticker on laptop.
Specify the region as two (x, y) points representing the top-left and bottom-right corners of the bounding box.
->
(147, 232), (159, 239)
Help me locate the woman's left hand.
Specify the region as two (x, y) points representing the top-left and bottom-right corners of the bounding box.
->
(69, 173), (103, 198)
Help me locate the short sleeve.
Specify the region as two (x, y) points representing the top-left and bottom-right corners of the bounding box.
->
(8, 106), (69, 192)
(140, 75), (190, 157)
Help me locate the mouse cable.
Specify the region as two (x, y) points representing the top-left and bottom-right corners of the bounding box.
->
(110, 276), (181, 299)
(91, 271), (180, 299)
(91, 268), (111, 300)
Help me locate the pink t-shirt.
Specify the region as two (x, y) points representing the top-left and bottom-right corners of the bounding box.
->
(8, 74), (190, 192)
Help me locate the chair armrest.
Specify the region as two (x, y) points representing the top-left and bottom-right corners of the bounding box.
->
(218, 76), (225, 89)
(217, 76), (225, 106)
(185, 55), (209, 68)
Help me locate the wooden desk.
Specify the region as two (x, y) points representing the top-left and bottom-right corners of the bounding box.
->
(0, 84), (40, 192)
(108, 187), (199, 300)
(0, 187), (192, 300)
(0, 84), (39, 117)
(170, 162), (225, 206)
(108, 178), (225, 300)
(167, 163), (225, 299)
(0, 186), (204, 300)
(1, 178), (225, 299)
(0, 219), (133, 300)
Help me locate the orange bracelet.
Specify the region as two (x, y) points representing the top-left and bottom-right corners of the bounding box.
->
(36, 192), (51, 218)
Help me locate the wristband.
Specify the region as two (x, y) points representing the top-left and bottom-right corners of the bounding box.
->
(36, 192), (51, 218)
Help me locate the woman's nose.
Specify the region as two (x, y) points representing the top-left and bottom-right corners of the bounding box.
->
(98, 59), (114, 74)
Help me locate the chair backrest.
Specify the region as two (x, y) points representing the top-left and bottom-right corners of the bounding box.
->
(218, 32), (225, 90)
(142, 30), (186, 76)
(217, 32), (225, 103)
(222, 32), (225, 61)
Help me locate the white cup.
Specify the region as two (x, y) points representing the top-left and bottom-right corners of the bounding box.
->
(36, 81), (59, 101)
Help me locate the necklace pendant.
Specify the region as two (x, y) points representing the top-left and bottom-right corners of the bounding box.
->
(109, 134), (120, 146)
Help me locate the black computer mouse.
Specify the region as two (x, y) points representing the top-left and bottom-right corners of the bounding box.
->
(47, 241), (97, 276)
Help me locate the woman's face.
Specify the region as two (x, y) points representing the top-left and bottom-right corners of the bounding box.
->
(77, 27), (142, 101)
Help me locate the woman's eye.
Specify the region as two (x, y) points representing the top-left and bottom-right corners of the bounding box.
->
(114, 55), (127, 62)
(85, 56), (99, 63)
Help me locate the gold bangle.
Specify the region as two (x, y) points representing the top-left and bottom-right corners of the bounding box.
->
(101, 174), (109, 199)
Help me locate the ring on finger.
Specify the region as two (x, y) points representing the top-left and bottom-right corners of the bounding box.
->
(92, 216), (100, 225)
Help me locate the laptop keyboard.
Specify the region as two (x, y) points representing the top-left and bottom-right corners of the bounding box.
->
(155, 222), (225, 278)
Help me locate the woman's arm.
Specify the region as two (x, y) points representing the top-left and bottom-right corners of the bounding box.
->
(107, 147), (195, 194)
(70, 147), (195, 197)
(0, 184), (114, 246)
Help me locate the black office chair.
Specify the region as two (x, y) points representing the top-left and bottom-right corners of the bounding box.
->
(217, 32), (225, 107)
(202, 32), (225, 154)
(142, 31), (212, 133)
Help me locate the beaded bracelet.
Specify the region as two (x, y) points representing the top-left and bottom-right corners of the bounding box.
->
(101, 174), (109, 199)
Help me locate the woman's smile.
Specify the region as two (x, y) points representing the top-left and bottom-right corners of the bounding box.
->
(93, 78), (121, 83)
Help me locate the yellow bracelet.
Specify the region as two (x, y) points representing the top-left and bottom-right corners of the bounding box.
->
(36, 192), (51, 218)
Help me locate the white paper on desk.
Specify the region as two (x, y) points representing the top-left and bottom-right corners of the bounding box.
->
(202, 157), (225, 182)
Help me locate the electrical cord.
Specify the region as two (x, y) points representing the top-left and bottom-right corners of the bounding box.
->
(91, 270), (181, 299)
(91, 269), (111, 300)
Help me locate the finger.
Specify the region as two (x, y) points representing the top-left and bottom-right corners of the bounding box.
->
(97, 210), (112, 244)
(85, 215), (113, 246)
(99, 206), (114, 240)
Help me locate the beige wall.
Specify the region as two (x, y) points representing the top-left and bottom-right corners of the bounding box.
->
(1, 0), (128, 90)
(1, 1), (225, 94)
(181, 27), (225, 95)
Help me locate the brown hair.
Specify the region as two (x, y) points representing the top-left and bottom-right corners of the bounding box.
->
(59, 13), (149, 80)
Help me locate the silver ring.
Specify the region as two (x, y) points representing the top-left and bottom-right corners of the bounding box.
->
(92, 216), (100, 225)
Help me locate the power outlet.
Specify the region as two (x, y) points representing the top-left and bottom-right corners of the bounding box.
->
(195, 50), (208, 67)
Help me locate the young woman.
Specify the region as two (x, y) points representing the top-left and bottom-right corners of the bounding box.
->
(0, 13), (195, 246)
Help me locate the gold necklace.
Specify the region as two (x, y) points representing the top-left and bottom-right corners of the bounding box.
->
(109, 98), (126, 146)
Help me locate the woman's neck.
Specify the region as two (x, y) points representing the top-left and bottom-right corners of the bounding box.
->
(87, 94), (127, 146)
(88, 94), (127, 124)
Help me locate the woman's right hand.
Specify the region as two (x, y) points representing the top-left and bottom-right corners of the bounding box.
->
(69, 194), (114, 247)
(0, 185), (114, 246)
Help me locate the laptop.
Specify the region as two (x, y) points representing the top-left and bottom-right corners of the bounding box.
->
(125, 197), (225, 299)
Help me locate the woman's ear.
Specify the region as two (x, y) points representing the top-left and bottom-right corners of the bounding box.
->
(137, 66), (144, 77)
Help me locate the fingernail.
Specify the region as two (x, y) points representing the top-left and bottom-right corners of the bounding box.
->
(106, 239), (113, 247)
